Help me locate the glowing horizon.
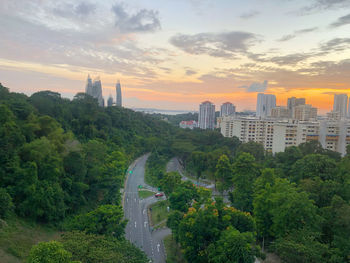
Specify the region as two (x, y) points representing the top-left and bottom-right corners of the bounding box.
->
(1, 0), (350, 114)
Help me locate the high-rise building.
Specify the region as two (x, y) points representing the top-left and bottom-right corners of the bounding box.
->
(107, 95), (113, 107)
(92, 77), (104, 107)
(85, 75), (93, 95)
(256, 93), (276, 118)
(220, 116), (350, 156)
(220, 102), (236, 117)
(287, 97), (306, 112)
(198, 101), (215, 129)
(85, 75), (104, 107)
(271, 106), (290, 119)
(293, 104), (317, 121)
(116, 80), (122, 107)
(333, 94), (348, 118)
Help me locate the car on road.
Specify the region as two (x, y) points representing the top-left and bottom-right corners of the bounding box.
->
(155, 192), (164, 197)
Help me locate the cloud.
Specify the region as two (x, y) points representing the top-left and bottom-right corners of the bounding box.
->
(170, 31), (258, 58)
(269, 53), (314, 65)
(112, 3), (160, 33)
(239, 80), (268, 92)
(0, 5), (166, 79)
(319, 38), (350, 52)
(185, 69), (197, 76)
(240, 10), (260, 19)
(297, 0), (350, 14)
(278, 27), (318, 42)
(248, 37), (350, 66)
(248, 52), (315, 66)
(52, 2), (96, 18)
(330, 13), (350, 28)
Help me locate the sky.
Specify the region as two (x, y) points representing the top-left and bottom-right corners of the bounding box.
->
(0, 0), (350, 113)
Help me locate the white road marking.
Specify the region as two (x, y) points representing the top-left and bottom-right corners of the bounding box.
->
(127, 198), (128, 202)
(144, 221), (147, 228)
(143, 209), (146, 215)
(134, 198), (136, 202)
(135, 221), (137, 228)
(157, 243), (160, 252)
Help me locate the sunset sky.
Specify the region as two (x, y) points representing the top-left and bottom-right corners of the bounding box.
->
(1, 0), (350, 113)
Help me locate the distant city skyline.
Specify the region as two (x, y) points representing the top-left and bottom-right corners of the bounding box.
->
(0, 0), (350, 112)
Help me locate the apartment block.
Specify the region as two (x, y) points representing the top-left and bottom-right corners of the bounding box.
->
(220, 116), (350, 155)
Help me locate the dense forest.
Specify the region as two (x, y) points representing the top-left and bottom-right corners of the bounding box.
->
(0, 83), (178, 262)
(149, 140), (350, 263)
(1, 83), (350, 263)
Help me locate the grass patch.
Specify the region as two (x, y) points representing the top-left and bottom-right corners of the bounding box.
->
(138, 189), (155, 199)
(149, 200), (169, 226)
(164, 234), (186, 263)
(0, 217), (60, 260)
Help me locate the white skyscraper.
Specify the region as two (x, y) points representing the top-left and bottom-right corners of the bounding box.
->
(85, 75), (93, 95)
(116, 80), (122, 107)
(220, 102), (236, 117)
(333, 94), (348, 118)
(198, 101), (215, 130)
(92, 77), (104, 107)
(85, 75), (104, 107)
(256, 93), (276, 118)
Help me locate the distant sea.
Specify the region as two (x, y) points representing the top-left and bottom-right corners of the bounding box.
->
(132, 108), (197, 116)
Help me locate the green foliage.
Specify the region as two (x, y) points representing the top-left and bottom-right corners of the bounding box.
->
(0, 188), (14, 218)
(273, 230), (328, 263)
(188, 151), (207, 180)
(145, 151), (169, 187)
(169, 183), (198, 212)
(170, 201), (258, 263)
(291, 154), (337, 183)
(27, 241), (73, 263)
(207, 227), (257, 263)
(61, 231), (148, 263)
(231, 153), (260, 212)
(237, 141), (265, 161)
(66, 205), (127, 238)
(215, 154), (233, 193)
(159, 172), (182, 196)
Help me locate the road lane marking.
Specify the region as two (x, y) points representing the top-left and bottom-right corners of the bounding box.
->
(157, 243), (160, 252)
(135, 221), (137, 228)
(144, 221), (147, 228)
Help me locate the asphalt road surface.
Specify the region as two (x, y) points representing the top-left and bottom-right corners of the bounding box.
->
(124, 154), (170, 263)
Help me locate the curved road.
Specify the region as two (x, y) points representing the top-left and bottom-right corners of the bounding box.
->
(123, 154), (170, 263)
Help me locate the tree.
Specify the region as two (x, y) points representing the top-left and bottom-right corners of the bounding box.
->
(237, 141), (265, 162)
(0, 188), (14, 218)
(275, 146), (303, 176)
(67, 205), (127, 238)
(208, 227), (257, 263)
(215, 154), (233, 193)
(188, 151), (208, 181)
(231, 153), (260, 212)
(291, 154), (337, 183)
(27, 241), (73, 263)
(177, 205), (220, 263)
(254, 178), (321, 240)
(159, 172), (182, 196)
(253, 169), (277, 244)
(167, 210), (184, 242)
(169, 184), (197, 212)
(274, 230), (328, 263)
(61, 231), (148, 263)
